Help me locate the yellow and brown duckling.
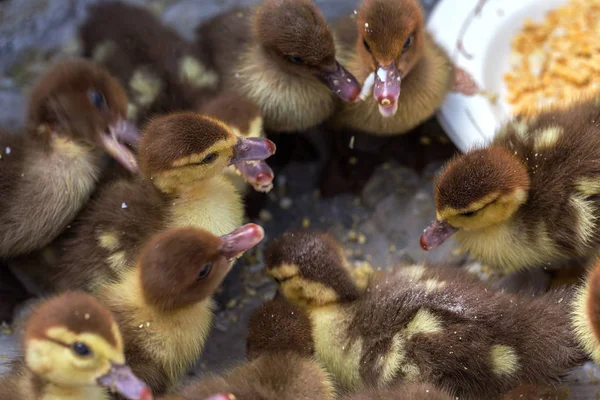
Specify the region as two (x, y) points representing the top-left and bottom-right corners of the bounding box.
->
(266, 231), (584, 399)
(572, 258), (600, 365)
(79, 2), (219, 126)
(35, 112), (274, 294)
(343, 383), (452, 400)
(160, 297), (335, 400)
(95, 224), (264, 395)
(196, 0), (361, 133)
(421, 99), (600, 273)
(0, 291), (152, 400)
(0, 59), (138, 259)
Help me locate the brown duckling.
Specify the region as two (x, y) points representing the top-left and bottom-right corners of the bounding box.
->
(0, 291), (152, 400)
(79, 2), (218, 126)
(160, 297), (335, 400)
(343, 383), (452, 400)
(266, 231), (584, 399)
(572, 258), (600, 364)
(421, 99), (600, 273)
(196, 0), (361, 133)
(0, 59), (138, 259)
(31, 112), (274, 294)
(96, 224), (264, 395)
(199, 93), (273, 193)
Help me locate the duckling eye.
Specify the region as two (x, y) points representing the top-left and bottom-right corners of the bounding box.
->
(201, 153), (218, 164)
(460, 210), (478, 217)
(402, 34), (414, 52)
(363, 39), (372, 53)
(72, 341), (93, 357)
(286, 55), (305, 65)
(87, 90), (106, 110)
(197, 263), (213, 280)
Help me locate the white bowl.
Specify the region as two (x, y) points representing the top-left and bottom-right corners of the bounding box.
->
(427, 0), (567, 152)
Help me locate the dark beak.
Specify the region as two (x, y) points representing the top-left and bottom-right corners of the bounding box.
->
(101, 119), (140, 173)
(229, 137), (276, 165)
(97, 363), (153, 400)
(234, 161), (274, 193)
(374, 62), (401, 117)
(420, 220), (459, 251)
(219, 223), (264, 261)
(317, 61), (361, 102)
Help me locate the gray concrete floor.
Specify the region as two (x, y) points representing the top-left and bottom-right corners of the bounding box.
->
(1, 0), (600, 398)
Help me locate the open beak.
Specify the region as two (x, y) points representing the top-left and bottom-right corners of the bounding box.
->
(97, 363), (153, 400)
(219, 223), (265, 261)
(230, 137), (276, 165)
(374, 62), (401, 117)
(420, 220), (459, 251)
(235, 161), (274, 193)
(101, 119), (139, 173)
(317, 61), (361, 102)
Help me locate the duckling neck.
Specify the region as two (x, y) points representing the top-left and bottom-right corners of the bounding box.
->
(234, 44), (335, 132)
(24, 372), (108, 400)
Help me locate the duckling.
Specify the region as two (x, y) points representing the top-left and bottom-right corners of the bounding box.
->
(79, 2), (218, 126)
(266, 231), (584, 399)
(421, 98), (600, 272)
(0, 291), (152, 400)
(196, 0), (361, 133)
(343, 383), (452, 400)
(199, 93), (273, 193)
(160, 297), (335, 400)
(94, 224), (264, 395)
(0, 59), (138, 259)
(321, 0), (476, 195)
(572, 258), (600, 364)
(25, 112), (274, 295)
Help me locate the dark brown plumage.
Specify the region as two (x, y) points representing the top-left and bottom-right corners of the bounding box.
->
(422, 98), (600, 272)
(267, 231), (584, 399)
(572, 258), (600, 365)
(343, 383), (452, 400)
(196, 0), (361, 132)
(79, 2), (218, 126)
(161, 297), (335, 400)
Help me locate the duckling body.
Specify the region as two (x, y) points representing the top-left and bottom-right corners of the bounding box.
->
(422, 99), (600, 272)
(80, 2), (218, 126)
(343, 383), (452, 400)
(161, 298), (335, 400)
(267, 232), (584, 399)
(572, 259), (600, 364)
(0, 291), (151, 400)
(196, 0), (361, 133)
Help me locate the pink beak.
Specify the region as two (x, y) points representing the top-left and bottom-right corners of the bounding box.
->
(374, 62), (401, 117)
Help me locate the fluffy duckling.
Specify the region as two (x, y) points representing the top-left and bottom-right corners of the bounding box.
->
(37, 112), (274, 293)
(0, 291), (151, 400)
(79, 2), (218, 126)
(572, 258), (600, 364)
(421, 99), (600, 272)
(160, 297), (335, 400)
(332, 0), (475, 131)
(0, 59), (138, 259)
(196, 0), (361, 133)
(95, 224), (264, 395)
(266, 231), (584, 399)
(199, 93), (273, 193)
(343, 383), (451, 400)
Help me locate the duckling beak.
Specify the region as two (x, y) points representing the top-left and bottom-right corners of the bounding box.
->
(97, 363), (153, 400)
(219, 223), (265, 261)
(230, 137), (276, 165)
(235, 161), (274, 193)
(205, 395), (236, 400)
(317, 61), (361, 102)
(101, 119), (139, 173)
(420, 219), (459, 251)
(374, 62), (401, 118)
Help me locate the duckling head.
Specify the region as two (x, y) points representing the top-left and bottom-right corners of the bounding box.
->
(421, 147), (530, 251)
(358, 0), (425, 117)
(253, 0), (361, 102)
(246, 298), (314, 360)
(266, 231), (360, 307)
(24, 291), (152, 400)
(139, 224), (264, 312)
(28, 59), (139, 172)
(138, 112), (275, 194)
